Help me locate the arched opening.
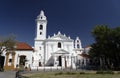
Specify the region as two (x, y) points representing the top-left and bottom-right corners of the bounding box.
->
(77, 44), (80, 48)
(58, 42), (61, 48)
(0, 56), (5, 69)
(40, 32), (42, 35)
(40, 25), (43, 30)
(41, 16), (43, 19)
(58, 56), (62, 66)
(19, 55), (26, 66)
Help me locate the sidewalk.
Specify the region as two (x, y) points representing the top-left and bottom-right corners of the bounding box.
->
(0, 71), (16, 78)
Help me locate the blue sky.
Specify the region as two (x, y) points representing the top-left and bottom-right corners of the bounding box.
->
(0, 0), (120, 47)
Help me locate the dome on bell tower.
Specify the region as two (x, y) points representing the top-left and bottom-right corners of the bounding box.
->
(37, 10), (47, 20)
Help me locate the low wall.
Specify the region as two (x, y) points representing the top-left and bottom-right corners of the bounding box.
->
(31, 66), (64, 71)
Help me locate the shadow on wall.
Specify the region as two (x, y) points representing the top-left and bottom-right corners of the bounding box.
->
(0, 56), (5, 71)
(45, 56), (54, 66)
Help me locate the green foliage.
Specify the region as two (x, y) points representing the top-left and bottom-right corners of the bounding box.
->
(0, 68), (4, 72)
(89, 25), (120, 70)
(54, 72), (63, 75)
(117, 72), (120, 74)
(23, 72), (120, 78)
(79, 71), (85, 74)
(66, 72), (76, 75)
(54, 72), (77, 76)
(23, 77), (29, 78)
(104, 71), (114, 74)
(96, 71), (104, 74)
(96, 70), (114, 74)
(0, 35), (16, 54)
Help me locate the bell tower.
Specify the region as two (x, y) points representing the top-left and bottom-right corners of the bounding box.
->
(34, 10), (47, 66)
(75, 37), (82, 49)
(35, 10), (47, 40)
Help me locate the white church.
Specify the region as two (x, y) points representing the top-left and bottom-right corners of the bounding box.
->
(3, 10), (89, 70)
(32, 10), (89, 69)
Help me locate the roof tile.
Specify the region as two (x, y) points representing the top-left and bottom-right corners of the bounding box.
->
(16, 42), (33, 50)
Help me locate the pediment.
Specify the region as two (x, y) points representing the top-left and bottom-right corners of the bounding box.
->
(52, 49), (70, 54)
(46, 32), (73, 41)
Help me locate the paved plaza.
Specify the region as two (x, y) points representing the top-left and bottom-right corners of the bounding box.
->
(0, 71), (16, 78)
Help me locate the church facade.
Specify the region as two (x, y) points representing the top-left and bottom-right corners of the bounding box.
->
(32, 10), (85, 69)
(3, 10), (89, 70)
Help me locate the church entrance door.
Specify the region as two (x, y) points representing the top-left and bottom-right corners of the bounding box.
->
(65, 60), (67, 68)
(19, 55), (26, 67)
(58, 56), (62, 66)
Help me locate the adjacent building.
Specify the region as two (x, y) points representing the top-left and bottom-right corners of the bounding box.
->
(3, 42), (33, 70)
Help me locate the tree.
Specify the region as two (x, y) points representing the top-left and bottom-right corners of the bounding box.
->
(0, 35), (16, 55)
(89, 25), (120, 70)
(0, 35), (16, 70)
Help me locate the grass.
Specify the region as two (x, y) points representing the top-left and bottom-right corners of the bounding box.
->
(22, 71), (120, 78)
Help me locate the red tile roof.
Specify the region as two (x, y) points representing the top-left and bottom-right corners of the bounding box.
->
(84, 45), (91, 48)
(16, 42), (33, 50)
(79, 53), (89, 58)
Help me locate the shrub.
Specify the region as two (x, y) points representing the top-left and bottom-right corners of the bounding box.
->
(21, 76), (29, 78)
(79, 72), (85, 74)
(54, 72), (63, 76)
(0, 68), (4, 72)
(66, 72), (76, 75)
(104, 71), (114, 74)
(96, 70), (114, 74)
(117, 71), (120, 74)
(96, 71), (104, 74)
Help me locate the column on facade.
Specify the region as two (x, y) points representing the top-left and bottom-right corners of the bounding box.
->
(4, 52), (9, 67)
(84, 58), (86, 66)
(71, 55), (76, 69)
(46, 44), (48, 62)
(65, 56), (67, 67)
(11, 52), (15, 67)
(68, 55), (71, 68)
(71, 56), (73, 68)
(65, 55), (69, 68)
(61, 56), (65, 68)
(54, 56), (57, 67)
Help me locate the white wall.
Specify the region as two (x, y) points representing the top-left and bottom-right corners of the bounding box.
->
(14, 50), (33, 68)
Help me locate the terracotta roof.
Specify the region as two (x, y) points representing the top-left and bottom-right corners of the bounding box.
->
(79, 53), (89, 58)
(16, 42), (33, 50)
(84, 45), (91, 48)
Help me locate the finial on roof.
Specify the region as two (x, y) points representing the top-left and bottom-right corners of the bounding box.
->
(76, 36), (81, 42)
(54, 33), (56, 36)
(64, 34), (66, 37)
(76, 36), (79, 39)
(68, 36), (71, 39)
(48, 35), (50, 38)
(40, 10), (44, 16)
(37, 10), (47, 20)
(58, 31), (61, 35)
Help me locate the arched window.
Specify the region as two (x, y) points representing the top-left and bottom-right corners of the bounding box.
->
(77, 44), (80, 48)
(41, 16), (43, 19)
(58, 42), (61, 48)
(40, 32), (42, 35)
(77, 40), (79, 43)
(40, 25), (43, 30)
